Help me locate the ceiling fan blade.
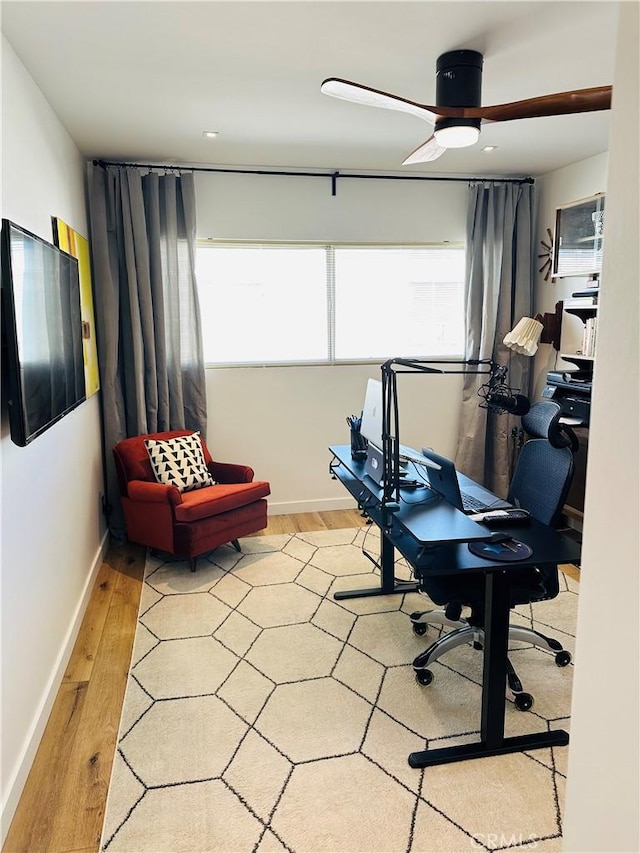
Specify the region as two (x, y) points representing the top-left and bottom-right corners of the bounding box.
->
(466, 86), (612, 122)
(402, 135), (447, 165)
(321, 78), (438, 124)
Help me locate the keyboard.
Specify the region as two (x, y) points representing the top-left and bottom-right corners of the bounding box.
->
(461, 492), (489, 512)
(399, 445), (441, 470)
(399, 445), (428, 464)
(468, 508), (532, 526)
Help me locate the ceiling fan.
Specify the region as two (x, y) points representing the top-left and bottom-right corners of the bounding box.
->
(321, 50), (612, 164)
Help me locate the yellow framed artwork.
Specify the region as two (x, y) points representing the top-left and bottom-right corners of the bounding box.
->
(52, 217), (100, 397)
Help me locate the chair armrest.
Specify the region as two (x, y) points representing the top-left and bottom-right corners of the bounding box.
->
(127, 479), (182, 505)
(208, 462), (255, 484)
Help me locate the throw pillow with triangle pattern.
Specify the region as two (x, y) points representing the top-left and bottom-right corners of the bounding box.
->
(144, 432), (215, 492)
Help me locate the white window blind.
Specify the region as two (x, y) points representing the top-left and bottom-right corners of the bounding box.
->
(333, 246), (465, 359)
(195, 242), (465, 365)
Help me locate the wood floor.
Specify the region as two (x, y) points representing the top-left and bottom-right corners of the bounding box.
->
(2, 511), (366, 853)
(3, 508), (578, 853)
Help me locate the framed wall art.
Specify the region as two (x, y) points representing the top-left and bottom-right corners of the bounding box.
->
(552, 193), (605, 279)
(52, 217), (100, 397)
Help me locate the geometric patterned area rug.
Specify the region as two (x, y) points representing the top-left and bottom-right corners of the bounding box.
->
(100, 527), (578, 853)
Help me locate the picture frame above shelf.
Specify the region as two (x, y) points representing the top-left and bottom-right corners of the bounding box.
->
(552, 193), (605, 279)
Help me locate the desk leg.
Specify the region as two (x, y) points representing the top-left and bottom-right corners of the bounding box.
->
(408, 570), (569, 767)
(334, 528), (418, 601)
(481, 570), (509, 746)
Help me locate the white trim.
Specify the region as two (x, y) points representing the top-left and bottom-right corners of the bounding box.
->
(267, 496), (357, 516)
(198, 238), (465, 249)
(1, 531), (110, 842)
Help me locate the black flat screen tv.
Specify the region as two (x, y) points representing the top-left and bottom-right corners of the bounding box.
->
(1, 219), (86, 446)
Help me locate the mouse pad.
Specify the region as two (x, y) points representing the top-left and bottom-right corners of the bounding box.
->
(468, 538), (533, 562)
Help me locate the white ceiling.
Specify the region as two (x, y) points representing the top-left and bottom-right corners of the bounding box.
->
(2, 1), (619, 177)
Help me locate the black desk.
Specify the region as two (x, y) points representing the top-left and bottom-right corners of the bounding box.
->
(329, 446), (489, 600)
(329, 444), (582, 768)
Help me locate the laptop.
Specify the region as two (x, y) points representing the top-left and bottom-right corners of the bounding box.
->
(419, 448), (512, 514)
(359, 379), (441, 470)
(363, 443), (385, 486)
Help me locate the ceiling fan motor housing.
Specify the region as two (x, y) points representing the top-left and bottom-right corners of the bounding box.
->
(435, 49), (483, 134)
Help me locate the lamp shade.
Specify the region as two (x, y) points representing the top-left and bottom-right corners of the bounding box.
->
(503, 317), (544, 356)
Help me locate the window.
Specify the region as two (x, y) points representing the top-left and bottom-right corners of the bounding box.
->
(195, 243), (465, 365)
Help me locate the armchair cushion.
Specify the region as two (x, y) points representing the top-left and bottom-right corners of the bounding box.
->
(144, 431), (215, 492)
(173, 480), (271, 523)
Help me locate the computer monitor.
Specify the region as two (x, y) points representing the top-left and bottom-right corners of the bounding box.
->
(359, 378), (441, 470)
(360, 378), (383, 447)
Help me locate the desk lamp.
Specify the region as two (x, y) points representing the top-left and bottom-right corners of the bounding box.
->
(503, 317), (544, 356)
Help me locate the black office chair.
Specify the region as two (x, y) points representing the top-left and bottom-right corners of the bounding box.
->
(409, 401), (578, 710)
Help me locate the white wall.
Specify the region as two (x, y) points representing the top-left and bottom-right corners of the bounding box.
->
(195, 170), (468, 243)
(563, 3), (639, 850)
(196, 171), (468, 512)
(0, 38), (106, 835)
(207, 365), (463, 513)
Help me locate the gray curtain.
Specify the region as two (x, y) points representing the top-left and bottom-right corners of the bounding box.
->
(87, 163), (208, 536)
(455, 181), (535, 497)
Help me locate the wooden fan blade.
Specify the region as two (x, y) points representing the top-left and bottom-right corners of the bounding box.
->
(321, 78), (438, 124)
(402, 135), (446, 165)
(466, 86), (612, 122)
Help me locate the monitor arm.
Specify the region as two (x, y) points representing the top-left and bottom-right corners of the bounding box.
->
(380, 357), (502, 508)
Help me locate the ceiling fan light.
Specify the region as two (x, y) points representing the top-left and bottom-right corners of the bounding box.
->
(434, 124), (480, 148)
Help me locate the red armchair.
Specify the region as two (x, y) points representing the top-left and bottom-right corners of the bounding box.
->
(113, 430), (270, 571)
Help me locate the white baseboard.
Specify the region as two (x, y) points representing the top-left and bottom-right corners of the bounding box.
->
(1, 531), (110, 843)
(267, 496), (357, 516)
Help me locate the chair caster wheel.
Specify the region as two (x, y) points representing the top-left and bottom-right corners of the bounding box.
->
(415, 669), (434, 686)
(555, 650), (572, 667)
(514, 692), (534, 711)
(412, 622), (427, 636)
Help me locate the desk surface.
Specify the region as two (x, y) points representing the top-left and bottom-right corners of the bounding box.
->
(331, 445), (487, 544)
(329, 444), (581, 574)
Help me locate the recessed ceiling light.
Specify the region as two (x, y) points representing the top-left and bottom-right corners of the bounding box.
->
(202, 130), (220, 139)
(482, 145), (498, 152)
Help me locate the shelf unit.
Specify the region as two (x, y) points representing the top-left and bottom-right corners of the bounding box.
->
(557, 290), (598, 527)
(545, 193), (604, 528)
(560, 290), (599, 366)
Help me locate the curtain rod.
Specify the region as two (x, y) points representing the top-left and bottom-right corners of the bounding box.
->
(92, 159), (534, 196)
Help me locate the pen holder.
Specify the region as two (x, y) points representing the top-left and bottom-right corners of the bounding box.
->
(350, 426), (368, 461)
